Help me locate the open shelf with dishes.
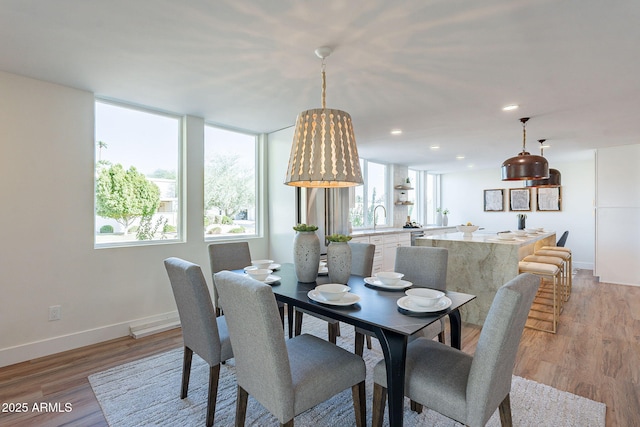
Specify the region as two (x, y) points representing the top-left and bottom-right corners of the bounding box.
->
(394, 184), (414, 205)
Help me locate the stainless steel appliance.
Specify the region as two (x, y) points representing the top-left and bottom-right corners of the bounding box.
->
(296, 187), (350, 255)
(410, 230), (425, 245)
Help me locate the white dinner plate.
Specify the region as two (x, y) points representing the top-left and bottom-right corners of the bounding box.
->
(364, 277), (413, 290)
(397, 295), (452, 313)
(262, 275), (281, 284)
(243, 273), (280, 284)
(307, 290), (360, 306)
(495, 236), (516, 241)
(495, 232), (516, 241)
(244, 264), (280, 272)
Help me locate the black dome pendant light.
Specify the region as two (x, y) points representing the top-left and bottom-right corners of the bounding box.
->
(525, 139), (561, 187)
(501, 117), (549, 181)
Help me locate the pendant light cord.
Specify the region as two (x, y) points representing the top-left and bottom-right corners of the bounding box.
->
(538, 139), (546, 155)
(321, 58), (326, 109)
(520, 117), (530, 153)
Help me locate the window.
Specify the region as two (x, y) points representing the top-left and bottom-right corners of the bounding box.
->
(204, 125), (258, 239)
(350, 160), (389, 228)
(95, 100), (182, 246)
(407, 169), (418, 222)
(425, 173), (438, 225)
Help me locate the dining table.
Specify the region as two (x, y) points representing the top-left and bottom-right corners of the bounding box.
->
(236, 263), (476, 427)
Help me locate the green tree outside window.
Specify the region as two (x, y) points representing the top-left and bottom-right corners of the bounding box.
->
(204, 154), (254, 218)
(96, 164), (161, 236)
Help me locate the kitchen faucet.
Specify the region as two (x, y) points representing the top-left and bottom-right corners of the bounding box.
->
(373, 205), (387, 230)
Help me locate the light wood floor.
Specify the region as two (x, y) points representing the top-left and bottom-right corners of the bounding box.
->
(0, 270), (638, 426)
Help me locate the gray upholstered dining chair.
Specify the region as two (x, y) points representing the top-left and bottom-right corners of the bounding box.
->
(354, 246), (449, 355)
(214, 270), (367, 427)
(371, 273), (540, 427)
(164, 257), (233, 427)
(208, 242), (285, 325)
(294, 242), (375, 343)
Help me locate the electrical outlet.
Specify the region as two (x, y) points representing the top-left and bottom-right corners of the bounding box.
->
(49, 305), (61, 321)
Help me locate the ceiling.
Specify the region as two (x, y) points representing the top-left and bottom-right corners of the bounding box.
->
(1, 0), (638, 173)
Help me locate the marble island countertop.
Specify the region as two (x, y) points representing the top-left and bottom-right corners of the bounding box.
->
(351, 225), (455, 237)
(417, 230), (556, 246)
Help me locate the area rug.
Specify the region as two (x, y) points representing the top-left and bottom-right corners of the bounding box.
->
(89, 317), (606, 427)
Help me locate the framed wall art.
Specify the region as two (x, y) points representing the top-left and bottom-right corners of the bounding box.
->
(484, 189), (505, 211)
(509, 188), (531, 211)
(537, 187), (562, 211)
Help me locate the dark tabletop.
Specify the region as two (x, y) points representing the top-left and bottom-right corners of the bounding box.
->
(267, 263), (475, 336)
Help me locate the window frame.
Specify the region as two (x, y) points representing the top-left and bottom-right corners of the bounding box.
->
(424, 172), (440, 225)
(351, 159), (390, 229)
(203, 123), (262, 241)
(94, 98), (184, 248)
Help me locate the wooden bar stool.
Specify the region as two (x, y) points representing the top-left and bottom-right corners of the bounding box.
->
(539, 246), (572, 298)
(518, 261), (561, 333)
(534, 248), (572, 301)
(521, 255), (567, 308)
(540, 246), (571, 253)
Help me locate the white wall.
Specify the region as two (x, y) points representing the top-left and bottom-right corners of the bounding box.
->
(595, 144), (640, 286)
(0, 71), (270, 367)
(441, 157), (596, 270)
(266, 126), (297, 264)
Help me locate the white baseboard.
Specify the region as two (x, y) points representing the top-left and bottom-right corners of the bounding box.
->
(0, 323), (130, 368)
(129, 312), (181, 339)
(0, 311), (180, 368)
(574, 262), (594, 271)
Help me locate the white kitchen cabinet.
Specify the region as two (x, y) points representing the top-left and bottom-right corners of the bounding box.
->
(350, 231), (414, 274)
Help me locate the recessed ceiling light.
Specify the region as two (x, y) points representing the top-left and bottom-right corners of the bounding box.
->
(390, 129), (402, 135)
(456, 155), (465, 160)
(430, 145), (440, 150)
(502, 104), (519, 111)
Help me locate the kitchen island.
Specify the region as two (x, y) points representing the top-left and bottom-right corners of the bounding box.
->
(350, 225), (456, 237)
(415, 230), (556, 325)
(350, 226), (457, 273)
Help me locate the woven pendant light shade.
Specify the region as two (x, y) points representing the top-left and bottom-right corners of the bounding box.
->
(284, 107), (363, 187)
(284, 47), (363, 188)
